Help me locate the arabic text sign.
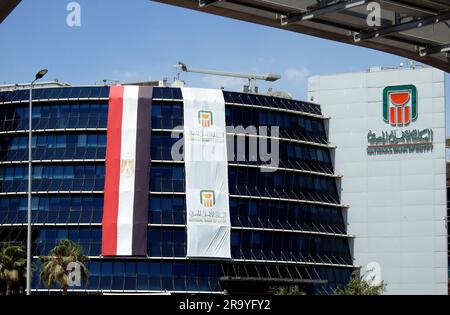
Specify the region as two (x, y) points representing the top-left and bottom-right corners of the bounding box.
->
(367, 128), (433, 155)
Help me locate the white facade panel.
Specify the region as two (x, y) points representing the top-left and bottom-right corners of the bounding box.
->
(308, 66), (448, 295)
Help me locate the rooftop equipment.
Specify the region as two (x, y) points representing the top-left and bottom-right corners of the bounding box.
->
(175, 61), (281, 94)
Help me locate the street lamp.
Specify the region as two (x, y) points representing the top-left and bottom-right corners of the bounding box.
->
(26, 69), (48, 295)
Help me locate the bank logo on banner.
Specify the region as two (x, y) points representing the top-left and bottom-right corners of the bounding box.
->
(198, 110), (213, 127)
(383, 85), (417, 126)
(183, 87), (231, 259)
(200, 190), (215, 207)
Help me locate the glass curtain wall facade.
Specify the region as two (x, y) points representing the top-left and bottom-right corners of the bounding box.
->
(0, 86), (353, 294)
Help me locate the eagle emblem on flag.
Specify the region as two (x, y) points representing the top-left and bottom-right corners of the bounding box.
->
(120, 158), (135, 176)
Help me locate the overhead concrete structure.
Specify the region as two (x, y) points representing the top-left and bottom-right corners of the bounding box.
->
(2, 1), (449, 71)
(152, 0), (450, 72)
(0, 0), (20, 24)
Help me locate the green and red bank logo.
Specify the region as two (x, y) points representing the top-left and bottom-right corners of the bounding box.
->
(383, 85), (417, 126)
(198, 110), (213, 127)
(368, 84), (433, 155)
(200, 190), (215, 207)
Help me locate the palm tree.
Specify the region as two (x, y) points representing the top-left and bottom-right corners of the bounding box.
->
(39, 239), (88, 294)
(0, 244), (27, 295)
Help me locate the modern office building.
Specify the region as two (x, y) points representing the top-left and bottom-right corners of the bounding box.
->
(308, 64), (448, 295)
(0, 83), (353, 294)
(446, 138), (450, 294)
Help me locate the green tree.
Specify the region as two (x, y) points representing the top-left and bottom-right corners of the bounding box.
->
(276, 285), (307, 295)
(276, 286), (288, 295)
(0, 244), (27, 295)
(334, 270), (386, 295)
(39, 239), (88, 295)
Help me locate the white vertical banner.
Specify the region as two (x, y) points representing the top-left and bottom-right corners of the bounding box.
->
(182, 87), (231, 259)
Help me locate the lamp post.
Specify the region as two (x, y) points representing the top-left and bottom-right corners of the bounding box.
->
(26, 69), (48, 296)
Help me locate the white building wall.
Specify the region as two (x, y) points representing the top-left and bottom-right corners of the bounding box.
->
(308, 66), (448, 295)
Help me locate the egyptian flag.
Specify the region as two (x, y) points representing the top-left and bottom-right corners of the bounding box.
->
(102, 85), (152, 256)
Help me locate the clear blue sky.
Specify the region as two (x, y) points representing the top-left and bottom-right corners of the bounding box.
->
(1, 0), (448, 129)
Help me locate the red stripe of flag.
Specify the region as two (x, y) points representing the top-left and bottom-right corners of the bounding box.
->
(102, 85), (124, 256)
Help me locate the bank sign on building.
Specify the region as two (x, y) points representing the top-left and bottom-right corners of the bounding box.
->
(308, 66), (447, 295)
